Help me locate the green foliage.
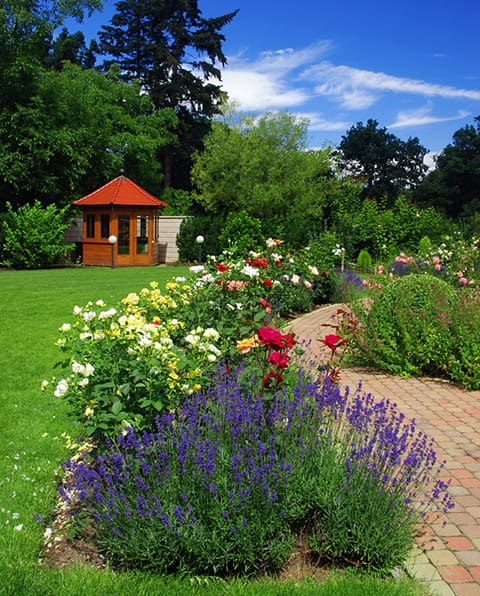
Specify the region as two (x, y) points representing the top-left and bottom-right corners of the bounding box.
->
(448, 288), (480, 390)
(335, 196), (453, 260)
(350, 275), (456, 375)
(349, 274), (480, 387)
(268, 282), (313, 316)
(418, 235), (432, 256)
(160, 188), (195, 215)
(1, 201), (73, 268)
(191, 107), (333, 244)
(218, 211), (265, 256)
(336, 119), (428, 205)
(176, 215), (223, 262)
(413, 115), (480, 219)
(0, 63), (177, 209)
(356, 249), (372, 273)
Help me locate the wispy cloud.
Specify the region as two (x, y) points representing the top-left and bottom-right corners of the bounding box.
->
(303, 62), (480, 109)
(220, 69), (308, 110)
(220, 42), (330, 110)
(389, 105), (471, 129)
(297, 111), (350, 132)
(219, 42), (479, 149)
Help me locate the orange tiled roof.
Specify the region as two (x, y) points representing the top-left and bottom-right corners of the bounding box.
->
(73, 176), (168, 207)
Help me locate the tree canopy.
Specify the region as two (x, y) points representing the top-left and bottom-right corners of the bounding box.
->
(0, 62), (177, 209)
(191, 108), (337, 244)
(336, 119), (428, 206)
(98, 0), (238, 188)
(413, 116), (480, 220)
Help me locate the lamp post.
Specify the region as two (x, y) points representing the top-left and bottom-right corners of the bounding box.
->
(196, 235), (204, 264)
(108, 235), (117, 269)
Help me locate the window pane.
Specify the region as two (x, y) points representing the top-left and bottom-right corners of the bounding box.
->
(136, 215), (148, 254)
(118, 215), (130, 255)
(101, 214), (110, 238)
(86, 214), (95, 238)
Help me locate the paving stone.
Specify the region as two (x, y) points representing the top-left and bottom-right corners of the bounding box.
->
(427, 581), (455, 596)
(437, 565), (473, 582)
(449, 584), (480, 596)
(456, 550), (480, 566)
(445, 536), (475, 551)
(427, 550), (461, 566)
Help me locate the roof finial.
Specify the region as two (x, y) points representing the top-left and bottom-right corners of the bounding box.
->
(119, 168), (125, 178)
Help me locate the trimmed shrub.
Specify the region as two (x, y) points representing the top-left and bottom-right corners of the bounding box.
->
(350, 274), (458, 376)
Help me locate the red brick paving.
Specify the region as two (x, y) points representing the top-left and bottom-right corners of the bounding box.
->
(288, 304), (480, 594)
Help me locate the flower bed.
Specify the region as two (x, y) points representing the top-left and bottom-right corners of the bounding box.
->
(44, 239), (455, 577)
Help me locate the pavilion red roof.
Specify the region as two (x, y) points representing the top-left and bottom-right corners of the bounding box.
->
(73, 175), (168, 207)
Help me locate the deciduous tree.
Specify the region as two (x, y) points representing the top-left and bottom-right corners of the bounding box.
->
(413, 116), (480, 219)
(336, 119), (428, 206)
(191, 107), (335, 244)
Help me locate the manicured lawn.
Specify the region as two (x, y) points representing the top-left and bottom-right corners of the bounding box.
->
(0, 266), (424, 595)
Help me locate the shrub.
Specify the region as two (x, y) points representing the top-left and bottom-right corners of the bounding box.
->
(448, 288), (480, 389)
(349, 274), (459, 377)
(1, 201), (74, 269)
(418, 235), (432, 257)
(46, 283), (224, 439)
(218, 211), (265, 256)
(356, 248), (372, 273)
(176, 215), (223, 262)
(61, 365), (453, 575)
(268, 279), (313, 316)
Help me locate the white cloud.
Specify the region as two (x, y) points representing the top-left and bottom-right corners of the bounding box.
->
(389, 106), (471, 129)
(220, 69), (308, 110)
(297, 111), (350, 132)
(302, 61), (480, 108)
(220, 42), (331, 111)
(424, 151), (438, 170)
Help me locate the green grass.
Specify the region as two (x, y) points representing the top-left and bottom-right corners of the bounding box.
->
(0, 266), (424, 595)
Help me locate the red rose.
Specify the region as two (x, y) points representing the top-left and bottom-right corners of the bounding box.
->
(282, 332), (295, 349)
(320, 334), (346, 351)
(257, 327), (285, 349)
(268, 351), (290, 370)
(263, 278), (273, 287)
(262, 369), (283, 389)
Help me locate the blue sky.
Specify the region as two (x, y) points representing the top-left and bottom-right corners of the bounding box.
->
(68, 0), (480, 164)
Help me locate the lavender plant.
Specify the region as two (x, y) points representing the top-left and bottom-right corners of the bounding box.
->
(60, 365), (453, 575)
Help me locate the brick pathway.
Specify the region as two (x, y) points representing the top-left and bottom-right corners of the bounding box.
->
(288, 305), (480, 596)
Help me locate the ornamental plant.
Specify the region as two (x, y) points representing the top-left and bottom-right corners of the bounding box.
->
(45, 282), (223, 439)
(60, 362), (453, 575)
(347, 273), (480, 387)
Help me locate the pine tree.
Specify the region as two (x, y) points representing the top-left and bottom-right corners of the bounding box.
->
(98, 0), (238, 188)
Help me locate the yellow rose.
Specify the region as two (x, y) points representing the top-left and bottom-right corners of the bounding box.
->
(237, 336), (258, 354)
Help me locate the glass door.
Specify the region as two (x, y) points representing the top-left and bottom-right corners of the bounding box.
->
(136, 215), (149, 254)
(118, 215), (130, 255)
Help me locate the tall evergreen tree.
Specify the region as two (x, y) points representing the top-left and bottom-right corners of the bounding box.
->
(98, 0), (238, 188)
